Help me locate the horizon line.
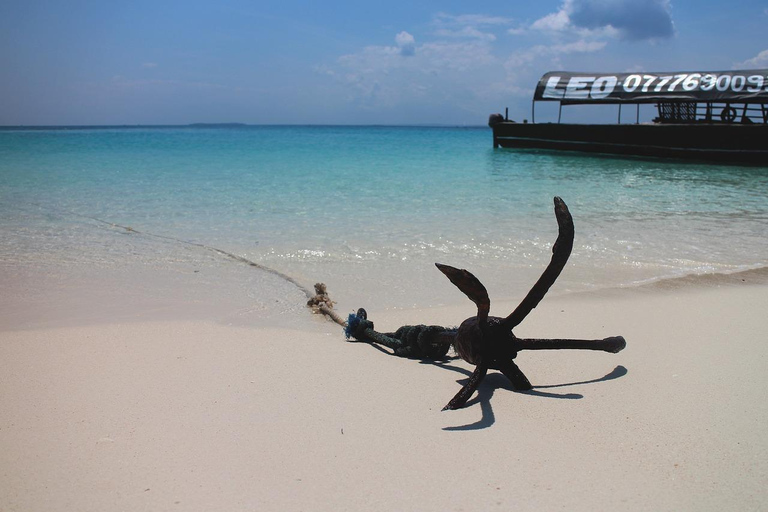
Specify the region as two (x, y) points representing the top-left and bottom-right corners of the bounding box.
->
(0, 122), (489, 130)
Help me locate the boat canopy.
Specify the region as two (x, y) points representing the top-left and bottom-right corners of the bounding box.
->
(533, 70), (768, 105)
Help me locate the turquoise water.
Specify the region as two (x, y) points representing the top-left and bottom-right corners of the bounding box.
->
(2, 125), (767, 312)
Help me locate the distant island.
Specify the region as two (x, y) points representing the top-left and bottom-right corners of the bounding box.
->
(187, 123), (248, 128)
(0, 123), (250, 131)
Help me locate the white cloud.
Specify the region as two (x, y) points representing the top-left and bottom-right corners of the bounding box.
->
(504, 0), (669, 93)
(327, 30), (501, 111)
(434, 13), (513, 27)
(735, 49), (768, 69)
(323, 13), (518, 112)
(554, 40), (608, 53)
(434, 26), (497, 42)
(395, 31), (416, 56)
(505, 39), (607, 68)
(431, 12), (513, 41)
(531, 0), (674, 41)
(531, 10), (571, 32)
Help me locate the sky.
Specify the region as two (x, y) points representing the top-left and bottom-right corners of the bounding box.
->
(1, 0), (767, 126)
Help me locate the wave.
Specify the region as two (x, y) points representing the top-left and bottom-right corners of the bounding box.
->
(605, 265), (768, 294)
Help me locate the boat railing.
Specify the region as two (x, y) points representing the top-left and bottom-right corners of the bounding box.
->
(655, 101), (768, 124)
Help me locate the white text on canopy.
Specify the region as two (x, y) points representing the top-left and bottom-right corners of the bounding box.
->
(543, 76), (618, 100)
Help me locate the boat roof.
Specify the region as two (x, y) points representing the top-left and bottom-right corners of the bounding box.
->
(534, 70), (768, 104)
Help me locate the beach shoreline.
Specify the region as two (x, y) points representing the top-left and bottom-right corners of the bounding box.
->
(2, 250), (766, 331)
(2, 269), (766, 511)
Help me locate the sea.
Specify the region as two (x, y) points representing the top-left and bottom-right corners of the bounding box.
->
(1, 125), (767, 326)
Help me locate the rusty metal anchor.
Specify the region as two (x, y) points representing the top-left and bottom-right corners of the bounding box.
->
(345, 197), (625, 410)
(435, 197), (625, 409)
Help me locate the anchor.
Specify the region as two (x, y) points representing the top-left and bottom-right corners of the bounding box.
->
(344, 197), (626, 410)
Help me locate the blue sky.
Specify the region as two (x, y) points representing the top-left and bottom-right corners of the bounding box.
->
(1, 0), (766, 125)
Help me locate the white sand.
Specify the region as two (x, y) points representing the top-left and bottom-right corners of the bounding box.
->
(1, 278), (767, 511)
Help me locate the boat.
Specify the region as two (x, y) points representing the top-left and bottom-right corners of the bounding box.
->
(489, 69), (768, 165)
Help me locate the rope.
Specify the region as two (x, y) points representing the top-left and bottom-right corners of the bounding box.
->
(306, 283), (348, 326)
(345, 308), (454, 360)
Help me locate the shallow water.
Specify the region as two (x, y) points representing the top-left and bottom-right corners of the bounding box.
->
(2, 125), (767, 318)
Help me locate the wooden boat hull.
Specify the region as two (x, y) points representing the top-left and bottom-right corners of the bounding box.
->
(491, 122), (768, 165)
